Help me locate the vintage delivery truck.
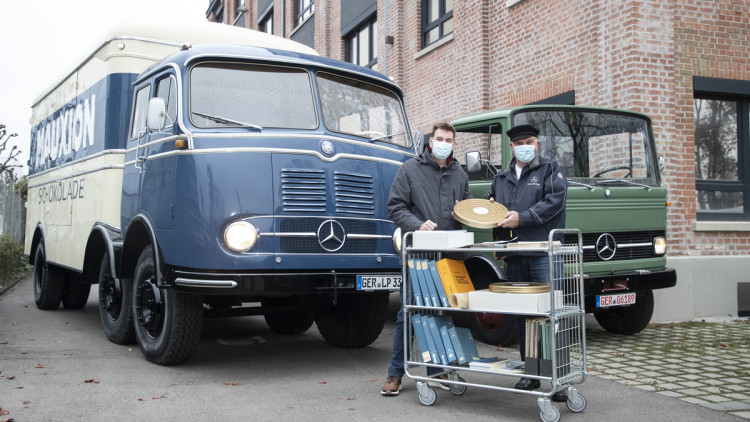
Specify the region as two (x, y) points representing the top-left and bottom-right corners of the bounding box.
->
(452, 105), (677, 345)
(26, 21), (412, 365)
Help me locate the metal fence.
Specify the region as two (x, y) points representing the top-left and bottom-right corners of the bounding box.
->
(0, 181), (25, 241)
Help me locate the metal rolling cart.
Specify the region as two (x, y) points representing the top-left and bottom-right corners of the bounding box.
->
(401, 228), (587, 422)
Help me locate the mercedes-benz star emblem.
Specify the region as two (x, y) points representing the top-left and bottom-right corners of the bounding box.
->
(321, 140), (335, 155)
(595, 233), (617, 261)
(317, 220), (346, 252)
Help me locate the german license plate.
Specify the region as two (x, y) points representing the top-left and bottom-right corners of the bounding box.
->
(596, 292), (637, 308)
(356, 275), (402, 291)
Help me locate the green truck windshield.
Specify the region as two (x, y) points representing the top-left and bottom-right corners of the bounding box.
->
(513, 110), (659, 186)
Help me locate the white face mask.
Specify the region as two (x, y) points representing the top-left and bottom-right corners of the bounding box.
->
(432, 141), (453, 159)
(513, 144), (536, 163)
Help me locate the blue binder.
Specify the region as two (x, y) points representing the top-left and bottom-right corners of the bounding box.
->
(406, 259), (423, 307)
(410, 314), (432, 363)
(427, 260), (450, 307)
(448, 326), (480, 365)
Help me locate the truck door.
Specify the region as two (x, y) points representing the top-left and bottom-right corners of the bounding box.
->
(122, 73), (179, 232)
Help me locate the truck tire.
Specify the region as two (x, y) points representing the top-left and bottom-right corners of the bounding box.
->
(132, 246), (203, 365)
(314, 291), (388, 348)
(469, 312), (519, 346)
(33, 243), (64, 310)
(594, 290), (654, 335)
(98, 252), (136, 344)
(62, 274), (91, 309)
(262, 298), (315, 335)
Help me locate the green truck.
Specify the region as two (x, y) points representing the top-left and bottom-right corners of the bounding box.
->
(451, 105), (677, 345)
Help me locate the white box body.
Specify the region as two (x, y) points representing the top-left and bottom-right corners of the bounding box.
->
(468, 289), (563, 314)
(412, 230), (474, 250)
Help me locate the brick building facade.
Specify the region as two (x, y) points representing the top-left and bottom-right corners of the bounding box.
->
(207, 0), (750, 319)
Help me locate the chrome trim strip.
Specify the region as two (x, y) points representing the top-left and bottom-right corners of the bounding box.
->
(582, 242), (652, 250)
(126, 147), (405, 167)
(346, 234), (391, 239)
(258, 232), (390, 239)
(175, 278), (238, 288)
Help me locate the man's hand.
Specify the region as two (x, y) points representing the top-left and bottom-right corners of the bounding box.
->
(419, 220), (437, 231)
(498, 211), (520, 228)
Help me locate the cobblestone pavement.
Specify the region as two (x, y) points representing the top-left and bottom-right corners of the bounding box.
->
(585, 317), (750, 420)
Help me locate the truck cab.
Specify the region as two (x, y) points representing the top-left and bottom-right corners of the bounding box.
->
(452, 106), (677, 344)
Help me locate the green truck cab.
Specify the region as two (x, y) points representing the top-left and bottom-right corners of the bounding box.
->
(452, 105), (677, 345)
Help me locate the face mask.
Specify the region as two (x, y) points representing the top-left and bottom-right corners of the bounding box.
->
(514, 144), (536, 163)
(432, 141), (453, 159)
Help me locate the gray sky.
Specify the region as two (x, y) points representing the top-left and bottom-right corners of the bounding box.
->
(0, 0), (209, 177)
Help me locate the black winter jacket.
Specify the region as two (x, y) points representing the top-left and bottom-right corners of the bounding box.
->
(387, 150), (471, 232)
(489, 156), (567, 242)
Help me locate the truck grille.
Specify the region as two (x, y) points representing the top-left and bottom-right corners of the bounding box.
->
(334, 172), (374, 215)
(279, 217), (377, 253)
(564, 230), (664, 262)
(281, 169), (375, 215)
(281, 169), (326, 212)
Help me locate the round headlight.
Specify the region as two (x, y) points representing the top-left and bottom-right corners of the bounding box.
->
(653, 236), (666, 255)
(392, 227), (402, 253)
(224, 221), (258, 252)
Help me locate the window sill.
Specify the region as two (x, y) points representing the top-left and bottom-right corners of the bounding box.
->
(414, 33), (454, 60)
(692, 221), (750, 232)
(290, 13), (314, 37)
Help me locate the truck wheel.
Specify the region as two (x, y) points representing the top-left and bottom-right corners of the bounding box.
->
(132, 246), (203, 365)
(594, 290), (654, 335)
(262, 298), (314, 335)
(62, 274), (91, 309)
(314, 291), (388, 348)
(469, 312), (519, 346)
(33, 243), (64, 310)
(98, 252), (136, 344)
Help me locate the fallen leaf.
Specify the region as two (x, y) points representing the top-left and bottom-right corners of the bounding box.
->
(16, 386), (23, 389)
(20, 352), (27, 355)
(152, 395), (165, 400)
(64, 353), (72, 356)
(7, 376), (15, 380)
(11, 322), (16, 325)
(720, 343), (730, 348)
(22, 402), (30, 405)
(56, 340), (63, 343)
(34, 364), (44, 369)
(369, 379), (377, 382)
(137, 398), (144, 402)
(0, 409), (8, 415)
(495, 346), (504, 351)
(0, 342), (7, 344)
(84, 378), (100, 384)
(347, 397), (355, 401)
(319, 381), (327, 384)
(225, 382), (242, 386)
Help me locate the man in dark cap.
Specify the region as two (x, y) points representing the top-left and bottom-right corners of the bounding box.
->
(488, 124), (568, 400)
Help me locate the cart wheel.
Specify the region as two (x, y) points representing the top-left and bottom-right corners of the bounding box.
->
(539, 405), (560, 422)
(449, 376), (466, 395)
(566, 392), (587, 413)
(418, 386), (436, 406)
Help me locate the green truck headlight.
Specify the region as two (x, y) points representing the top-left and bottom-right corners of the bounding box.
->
(653, 236), (666, 255)
(224, 221), (258, 252)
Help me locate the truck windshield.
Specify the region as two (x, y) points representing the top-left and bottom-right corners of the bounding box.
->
(317, 72), (410, 148)
(189, 63), (317, 129)
(513, 110), (659, 186)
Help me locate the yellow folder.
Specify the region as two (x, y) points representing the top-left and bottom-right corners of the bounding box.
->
(435, 258), (475, 297)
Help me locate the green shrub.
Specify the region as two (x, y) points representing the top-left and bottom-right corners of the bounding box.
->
(0, 234), (26, 283)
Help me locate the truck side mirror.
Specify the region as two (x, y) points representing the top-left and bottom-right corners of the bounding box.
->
(466, 151), (482, 173)
(413, 130), (424, 154)
(147, 97), (167, 131)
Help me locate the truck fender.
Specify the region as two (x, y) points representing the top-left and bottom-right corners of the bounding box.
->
(120, 214), (164, 286)
(463, 254), (506, 289)
(28, 222), (46, 265)
(83, 223), (121, 285)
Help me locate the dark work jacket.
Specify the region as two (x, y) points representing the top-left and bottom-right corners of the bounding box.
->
(387, 150), (471, 233)
(489, 156), (567, 243)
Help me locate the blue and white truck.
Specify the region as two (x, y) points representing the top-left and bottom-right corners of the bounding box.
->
(26, 21), (412, 365)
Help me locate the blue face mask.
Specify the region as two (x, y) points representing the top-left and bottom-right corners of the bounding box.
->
(432, 141), (453, 160)
(514, 144), (536, 163)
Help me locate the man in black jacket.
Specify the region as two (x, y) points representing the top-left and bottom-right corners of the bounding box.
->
(489, 124), (568, 400)
(380, 122), (471, 396)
